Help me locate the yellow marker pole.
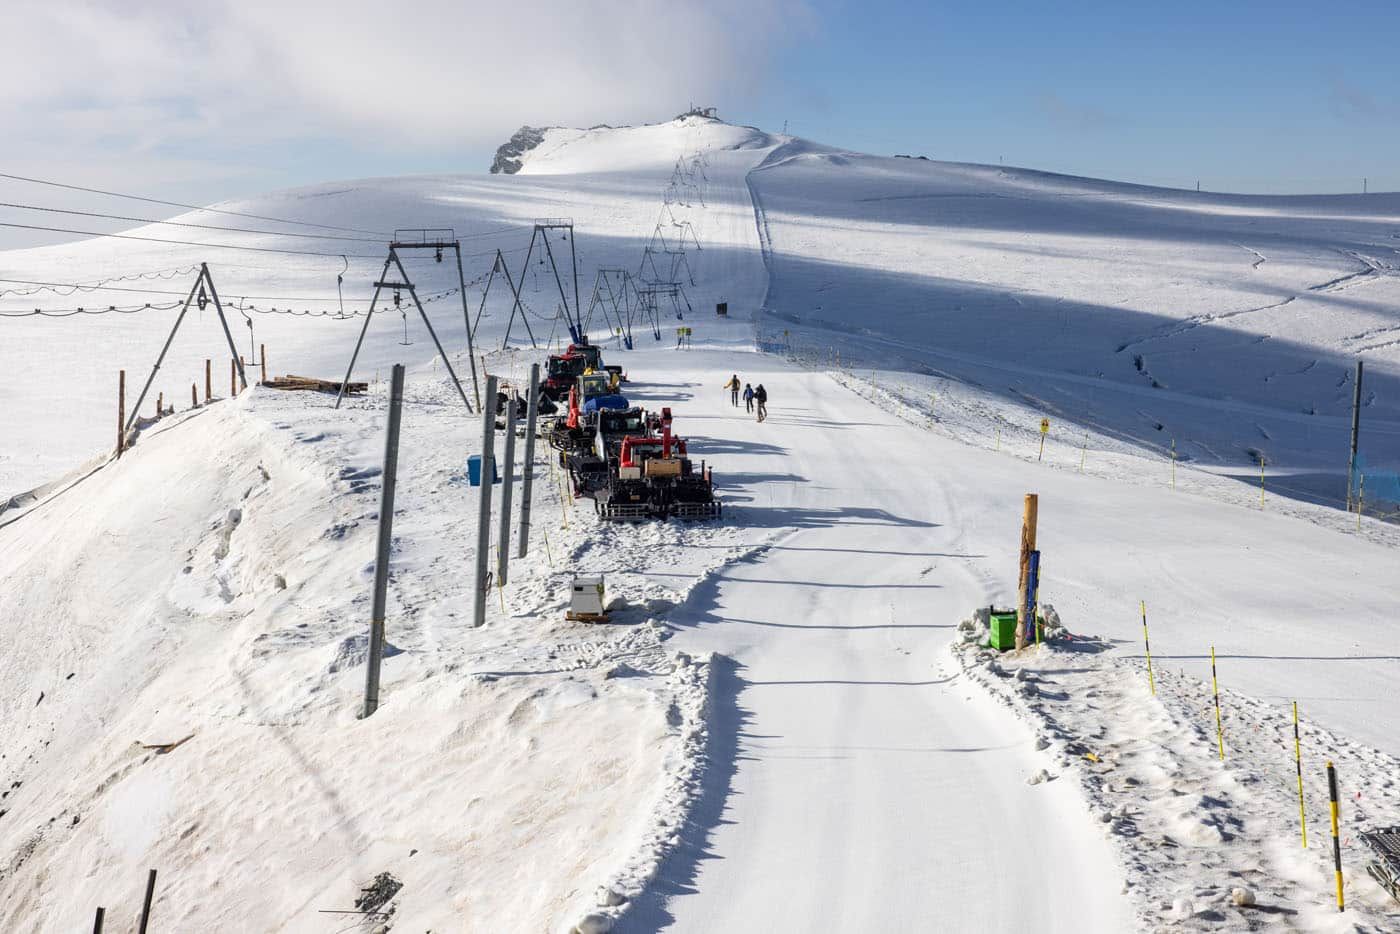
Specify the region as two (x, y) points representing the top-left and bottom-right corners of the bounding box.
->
(1171, 439), (1177, 490)
(1211, 646), (1225, 760)
(1327, 761), (1344, 911)
(1037, 433), (1046, 462)
(1141, 601), (1156, 696)
(558, 466), (571, 530)
(1293, 702), (1308, 848)
(540, 526), (554, 566)
(495, 547), (507, 613)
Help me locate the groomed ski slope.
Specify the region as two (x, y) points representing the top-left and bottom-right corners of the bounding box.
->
(610, 347), (1400, 929)
(616, 351), (1133, 931)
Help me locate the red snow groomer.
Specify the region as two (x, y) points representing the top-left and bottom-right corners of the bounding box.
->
(597, 419), (720, 522)
(567, 340), (625, 389)
(541, 352), (588, 401)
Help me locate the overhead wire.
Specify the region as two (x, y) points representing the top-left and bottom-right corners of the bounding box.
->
(0, 221), (382, 258)
(0, 201), (386, 242)
(0, 221), (537, 261)
(3, 266), (498, 319)
(0, 171), (391, 236)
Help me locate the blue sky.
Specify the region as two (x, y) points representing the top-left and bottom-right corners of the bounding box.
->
(1, 0), (1395, 249)
(743, 1), (1400, 192)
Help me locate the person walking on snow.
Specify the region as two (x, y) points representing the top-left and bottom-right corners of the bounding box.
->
(724, 374), (741, 406)
(754, 383), (768, 422)
(743, 382), (755, 413)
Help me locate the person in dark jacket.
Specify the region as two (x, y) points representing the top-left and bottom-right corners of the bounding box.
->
(724, 374), (741, 406)
(743, 383), (755, 413)
(754, 384), (768, 422)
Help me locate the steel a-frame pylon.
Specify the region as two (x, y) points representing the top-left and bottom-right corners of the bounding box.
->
(124, 263), (246, 432)
(471, 249), (528, 343)
(503, 219), (581, 348)
(335, 243), (475, 411)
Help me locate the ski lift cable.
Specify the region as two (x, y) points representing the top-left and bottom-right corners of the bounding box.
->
(0, 221), (381, 258)
(0, 171), (391, 236)
(0, 201), (387, 243)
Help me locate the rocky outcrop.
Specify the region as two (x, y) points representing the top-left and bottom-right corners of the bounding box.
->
(489, 126), (549, 175)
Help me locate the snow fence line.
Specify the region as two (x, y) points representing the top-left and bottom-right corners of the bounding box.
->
(566, 649), (715, 934)
(823, 364), (1400, 545)
(951, 608), (1400, 930)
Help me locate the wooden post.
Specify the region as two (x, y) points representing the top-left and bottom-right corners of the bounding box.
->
(191, 383), (198, 409)
(260, 344), (267, 385)
(230, 358), (236, 397)
(117, 370), (126, 458)
(205, 359), (211, 402)
(156, 391), (163, 417)
(1015, 493), (1039, 650)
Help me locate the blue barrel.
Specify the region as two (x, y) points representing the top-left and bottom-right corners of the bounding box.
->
(468, 455), (499, 486)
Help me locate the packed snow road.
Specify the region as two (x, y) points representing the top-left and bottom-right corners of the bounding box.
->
(617, 349), (1132, 931)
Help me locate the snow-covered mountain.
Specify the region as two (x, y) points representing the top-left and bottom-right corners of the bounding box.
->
(3, 117), (1400, 930)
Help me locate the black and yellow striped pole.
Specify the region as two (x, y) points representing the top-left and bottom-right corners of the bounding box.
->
(1210, 646), (1225, 760)
(1327, 761), (1344, 911)
(1293, 702), (1307, 848)
(1141, 601), (1156, 696)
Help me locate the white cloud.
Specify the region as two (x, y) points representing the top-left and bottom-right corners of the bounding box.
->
(3, 0), (806, 150)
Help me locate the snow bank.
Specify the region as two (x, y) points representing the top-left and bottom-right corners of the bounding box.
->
(0, 362), (770, 930)
(954, 614), (1400, 929)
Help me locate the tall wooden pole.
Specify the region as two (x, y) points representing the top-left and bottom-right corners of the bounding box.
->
(117, 370), (126, 458)
(191, 383), (198, 409)
(230, 358), (237, 397)
(260, 344), (267, 385)
(205, 359), (211, 402)
(1015, 493), (1039, 650)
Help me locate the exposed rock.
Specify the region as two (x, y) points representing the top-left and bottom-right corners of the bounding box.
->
(490, 126), (549, 175)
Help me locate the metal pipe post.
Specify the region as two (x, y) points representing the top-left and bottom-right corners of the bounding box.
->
(1347, 360), (1363, 509)
(452, 243), (483, 410)
(541, 230), (573, 341)
(518, 364), (540, 558)
(138, 869), (157, 934)
(496, 390), (518, 586)
(503, 230), (538, 348)
(363, 364), (405, 718)
(473, 375), (498, 627)
(570, 226), (581, 339)
(125, 272), (202, 432)
(200, 264), (248, 391)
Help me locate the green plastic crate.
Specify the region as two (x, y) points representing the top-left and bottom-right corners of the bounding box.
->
(988, 612), (1019, 651)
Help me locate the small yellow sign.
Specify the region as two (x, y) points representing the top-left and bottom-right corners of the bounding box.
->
(1039, 418), (1050, 435)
